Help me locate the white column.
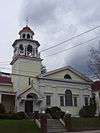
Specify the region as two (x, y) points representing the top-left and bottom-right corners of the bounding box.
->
(79, 90), (84, 109)
(0, 94), (2, 103)
(54, 87), (59, 106)
(96, 92), (100, 116)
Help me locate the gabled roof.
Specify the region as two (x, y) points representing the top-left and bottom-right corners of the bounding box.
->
(43, 66), (92, 82)
(92, 81), (100, 91)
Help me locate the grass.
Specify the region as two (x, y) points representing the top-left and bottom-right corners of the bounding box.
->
(0, 120), (40, 133)
(71, 117), (100, 131)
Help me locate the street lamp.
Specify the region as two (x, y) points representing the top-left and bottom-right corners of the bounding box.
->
(42, 110), (45, 114)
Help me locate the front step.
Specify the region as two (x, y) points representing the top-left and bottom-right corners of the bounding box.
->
(47, 119), (67, 133)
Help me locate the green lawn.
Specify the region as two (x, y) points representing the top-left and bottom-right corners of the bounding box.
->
(71, 117), (100, 131)
(0, 120), (40, 133)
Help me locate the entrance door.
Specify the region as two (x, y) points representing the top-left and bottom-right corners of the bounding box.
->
(25, 101), (33, 115)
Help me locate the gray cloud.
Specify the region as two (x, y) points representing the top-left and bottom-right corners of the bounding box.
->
(20, 0), (100, 77)
(21, 0), (58, 25)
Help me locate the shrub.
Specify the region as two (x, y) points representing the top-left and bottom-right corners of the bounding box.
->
(14, 112), (27, 120)
(45, 106), (65, 119)
(79, 95), (97, 118)
(79, 105), (96, 117)
(0, 112), (27, 120)
(0, 103), (5, 113)
(0, 114), (14, 119)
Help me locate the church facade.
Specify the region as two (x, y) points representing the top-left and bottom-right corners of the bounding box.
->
(0, 26), (92, 116)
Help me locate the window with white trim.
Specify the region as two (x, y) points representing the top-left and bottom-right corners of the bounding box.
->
(60, 96), (64, 106)
(84, 96), (89, 106)
(65, 90), (73, 106)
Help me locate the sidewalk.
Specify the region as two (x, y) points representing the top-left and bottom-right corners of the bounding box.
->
(69, 130), (100, 133)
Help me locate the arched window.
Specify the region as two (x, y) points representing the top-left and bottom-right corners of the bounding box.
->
(27, 93), (38, 100)
(65, 90), (72, 106)
(64, 74), (72, 79)
(19, 44), (24, 51)
(27, 34), (30, 39)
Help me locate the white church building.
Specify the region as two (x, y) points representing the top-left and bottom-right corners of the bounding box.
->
(0, 26), (92, 116)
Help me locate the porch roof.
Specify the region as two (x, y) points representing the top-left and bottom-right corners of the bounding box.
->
(0, 76), (12, 85)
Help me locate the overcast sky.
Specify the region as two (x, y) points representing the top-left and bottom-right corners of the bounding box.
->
(0, 0), (100, 77)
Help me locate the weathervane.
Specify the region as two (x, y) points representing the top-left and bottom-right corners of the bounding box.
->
(26, 17), (29, 27)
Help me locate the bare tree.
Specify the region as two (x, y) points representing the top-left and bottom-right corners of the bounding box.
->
(89, 44), (100, 79)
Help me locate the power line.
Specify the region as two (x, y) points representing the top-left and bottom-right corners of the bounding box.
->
(43, 35), (100, 58)
(0, 36), (99, 66)
(0, 25), (100, 63)
(40, 25), (100, 52)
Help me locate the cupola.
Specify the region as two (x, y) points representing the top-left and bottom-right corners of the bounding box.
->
(19, 25), (34, 40)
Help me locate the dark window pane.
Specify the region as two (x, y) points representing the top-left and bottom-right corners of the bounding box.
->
(60, 96), (64, 106)
(85, 97), (88, 106)
(46, 95), (51, 106)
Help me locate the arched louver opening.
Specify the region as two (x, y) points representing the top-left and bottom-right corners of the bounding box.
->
(22, 34), (25, 39)
(65, 90), (73, 106)
(27, 34), (30, 39)
(27, 45), (33, 56)
(19, 44), (24, 51)
(19, 44), (24, 53)
(64, 74), (72, 79)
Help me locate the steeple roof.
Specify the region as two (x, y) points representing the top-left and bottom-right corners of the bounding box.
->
(19, 26), (34, 35)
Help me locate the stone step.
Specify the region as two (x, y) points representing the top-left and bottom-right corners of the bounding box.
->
(47, 122), (61, 125)
(47, 119), (67, 133)
(47, 123), (63, 127)
(47, 120), (62, 124)
(48, 132), (67, 133)
(48, 128), (67, 132)
(47, 124), (63, 127)
(47, 125), (64, 128)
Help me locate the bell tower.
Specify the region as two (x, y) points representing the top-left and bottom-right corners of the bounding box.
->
(12, 26), (41, 59)
(11, 26), (42, 92)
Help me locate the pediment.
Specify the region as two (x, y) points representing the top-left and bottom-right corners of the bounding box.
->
(43, 66), (91, 82)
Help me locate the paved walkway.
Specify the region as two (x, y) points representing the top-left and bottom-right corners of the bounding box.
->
(69, 130), (100, 133)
